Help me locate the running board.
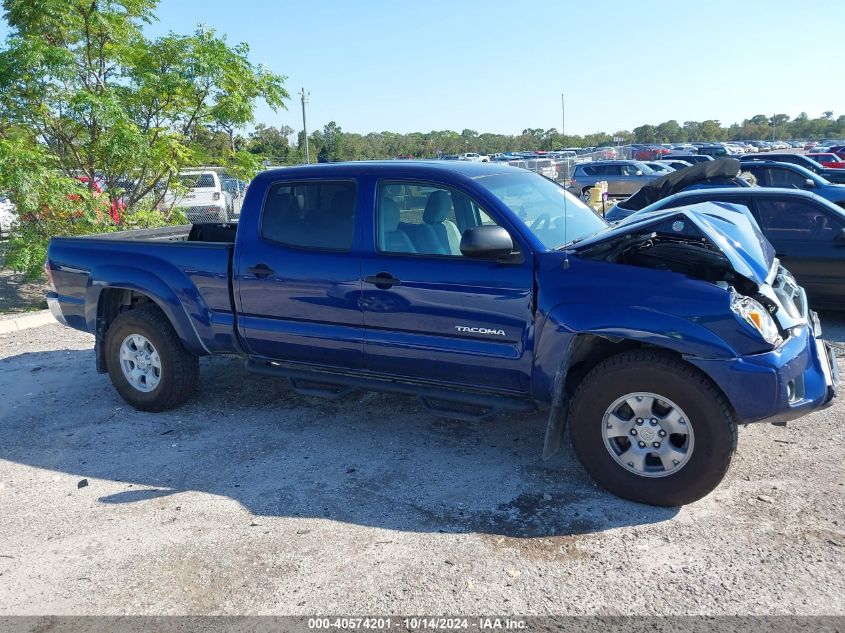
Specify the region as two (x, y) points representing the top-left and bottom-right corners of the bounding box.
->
(244, 359), (535, 421)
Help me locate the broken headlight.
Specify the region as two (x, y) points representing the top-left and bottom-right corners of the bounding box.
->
(731, 291), (782, 347)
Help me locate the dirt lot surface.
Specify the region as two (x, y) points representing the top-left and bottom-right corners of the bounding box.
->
(0, 241), (49, 315)
(0, 317), (843, 616)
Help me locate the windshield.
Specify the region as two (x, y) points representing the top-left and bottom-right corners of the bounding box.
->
(474, 171), (608, 249)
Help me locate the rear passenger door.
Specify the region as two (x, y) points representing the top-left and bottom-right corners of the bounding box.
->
(235, 179), (364, 368)
(360, 180), (534, 394)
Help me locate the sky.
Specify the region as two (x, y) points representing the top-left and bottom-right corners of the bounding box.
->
(3, 0), (844, 136)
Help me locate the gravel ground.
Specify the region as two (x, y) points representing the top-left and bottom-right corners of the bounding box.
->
(0, 241), (49, 315)
(0, 318), (843, 616)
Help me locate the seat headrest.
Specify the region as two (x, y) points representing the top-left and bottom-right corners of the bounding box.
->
(268, 192), (300, 219)
(423, 190), (452, 224)
(380, 196), (401, 231)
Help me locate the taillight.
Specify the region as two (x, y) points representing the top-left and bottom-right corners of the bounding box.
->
(44, 260), (56, 291)
(213, 192), (221, 201)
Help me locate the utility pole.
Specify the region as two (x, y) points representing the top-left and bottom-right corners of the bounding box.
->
(300, 88), (310, 164)
(561, 93), (565, 143)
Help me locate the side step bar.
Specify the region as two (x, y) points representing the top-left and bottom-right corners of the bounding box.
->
(244, 359), (535, 421)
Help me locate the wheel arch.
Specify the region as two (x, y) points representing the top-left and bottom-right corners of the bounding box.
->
(91, 280), (207, 372)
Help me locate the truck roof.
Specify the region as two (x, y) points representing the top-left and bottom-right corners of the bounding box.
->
(254, 160), (521, 183)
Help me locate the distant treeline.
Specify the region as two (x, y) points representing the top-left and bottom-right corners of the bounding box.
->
(192, 112), (845, 165)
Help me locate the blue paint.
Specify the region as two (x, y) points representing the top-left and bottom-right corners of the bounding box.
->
(48, 161), (836, 424)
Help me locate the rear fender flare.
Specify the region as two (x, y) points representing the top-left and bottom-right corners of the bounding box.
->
(85, 266), (208, 356)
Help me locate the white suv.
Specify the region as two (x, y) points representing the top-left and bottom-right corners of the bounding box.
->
(458, 153), (489, 162)
(162, 171), (233, 223)
(0, 195), (15, 238)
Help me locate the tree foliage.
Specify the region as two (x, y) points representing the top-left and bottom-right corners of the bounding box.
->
(0, 0), (288, 208)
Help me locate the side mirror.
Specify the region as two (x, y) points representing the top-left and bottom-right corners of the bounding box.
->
(805, 179), (815, 188)
(460, 225), (515, 260)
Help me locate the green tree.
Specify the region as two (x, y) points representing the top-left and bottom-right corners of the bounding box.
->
(632, 124), (657, 143)
(321, 121), (345, 161)
(248, 124), (294, 162)
(655, 120), (683, 143)
(0, 0), (288, 210)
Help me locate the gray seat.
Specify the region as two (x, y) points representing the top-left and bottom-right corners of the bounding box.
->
(379, 197), (416, 253)
(423, 190), (463, 255)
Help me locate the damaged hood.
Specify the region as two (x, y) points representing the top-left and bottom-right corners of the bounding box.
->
(573, 202), (776, 285)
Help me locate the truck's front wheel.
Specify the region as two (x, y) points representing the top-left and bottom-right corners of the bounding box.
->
(105, 305), (199, 412)
(569, 351), (736, 506)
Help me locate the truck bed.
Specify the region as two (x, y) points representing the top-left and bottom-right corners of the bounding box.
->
(47, 223), (240, 355)
(71, 222), (238, 244)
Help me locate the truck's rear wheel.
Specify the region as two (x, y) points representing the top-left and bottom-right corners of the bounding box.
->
(569, 350), (736, 506)
(105, 304), (199, 412)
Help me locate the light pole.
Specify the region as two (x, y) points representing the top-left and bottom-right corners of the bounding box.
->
(300, 88), (310, 164)
(561, 93), (565, 144)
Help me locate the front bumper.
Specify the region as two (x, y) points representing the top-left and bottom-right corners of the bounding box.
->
(688, 314), (838, 425)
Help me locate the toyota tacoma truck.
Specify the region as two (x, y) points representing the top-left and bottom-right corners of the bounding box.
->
(46, 161), (838, 506)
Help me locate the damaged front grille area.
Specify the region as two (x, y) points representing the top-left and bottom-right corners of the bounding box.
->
(772, 266), (807, 322)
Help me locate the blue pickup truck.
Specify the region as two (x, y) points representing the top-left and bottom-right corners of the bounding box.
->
(46, 161), (837, 506)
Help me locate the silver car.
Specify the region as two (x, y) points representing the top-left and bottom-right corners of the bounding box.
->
(568, 160), (661, 199)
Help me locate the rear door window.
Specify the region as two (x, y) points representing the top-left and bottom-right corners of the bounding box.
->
(261, 180), (356, 250)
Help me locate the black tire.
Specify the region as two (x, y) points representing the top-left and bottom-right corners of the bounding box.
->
(104, 304), (199, 412)
(569, 350), (736, 506)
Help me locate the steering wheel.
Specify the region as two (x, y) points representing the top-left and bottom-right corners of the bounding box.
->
(530, 213), (551, 231)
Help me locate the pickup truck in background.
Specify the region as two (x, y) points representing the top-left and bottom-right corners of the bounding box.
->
(160, 170), (234, 223)
(46, 161), (837, 506)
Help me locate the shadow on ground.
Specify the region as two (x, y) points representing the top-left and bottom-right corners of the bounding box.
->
(0, 347), (678, 537)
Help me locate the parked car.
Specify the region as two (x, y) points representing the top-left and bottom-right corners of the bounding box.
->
(825, 146), (845, 161)
(568, 160), (660, 199)
(696, 145), (729, 158)
(739, 160), (845, 207)
(594, 146), (617, 159)
(667, 144), (698, 155)
(612, 188), (845, 309)
(458, 152), (489, 162)
(605, 159), (749, 221)
(643, 161), (675, 174)
(161, 171), (234, 223)
(0, 194), (15, 238)
(741, 152), (845, 184)
(804, 142), (819, 152)
(656, 159), (694, 171)
(665, 154), (715, 165)
(807, 153), (845, 169)
(45, 160), (837, 507)
(632, 145), (670, 161)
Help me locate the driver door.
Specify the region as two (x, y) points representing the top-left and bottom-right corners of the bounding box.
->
(361, 181), (535, 394)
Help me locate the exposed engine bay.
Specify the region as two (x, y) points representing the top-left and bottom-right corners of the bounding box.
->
(577, 228), (758, 294)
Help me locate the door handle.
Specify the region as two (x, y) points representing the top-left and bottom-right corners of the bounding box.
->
(247, 263), (274, 278)
(364, 273), (401, 289)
